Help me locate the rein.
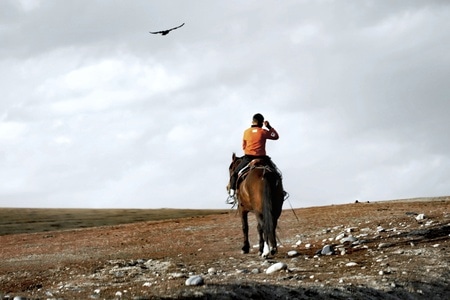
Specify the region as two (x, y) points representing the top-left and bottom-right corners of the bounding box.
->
(284, 191), (300, 223)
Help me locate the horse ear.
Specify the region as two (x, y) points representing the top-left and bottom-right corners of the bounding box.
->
(232, 152), (236, 161)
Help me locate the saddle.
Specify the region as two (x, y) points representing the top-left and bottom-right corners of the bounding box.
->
(236, 158), (281, 187)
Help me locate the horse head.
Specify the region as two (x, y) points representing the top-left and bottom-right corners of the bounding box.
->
(228, 152), (241, 176)
(227, 153), (241, 192)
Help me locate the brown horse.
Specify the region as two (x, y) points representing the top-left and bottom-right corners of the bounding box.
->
(228, 153), (284, 258)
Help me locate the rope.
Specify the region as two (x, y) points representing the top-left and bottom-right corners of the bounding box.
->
(284, 192), (300, 223)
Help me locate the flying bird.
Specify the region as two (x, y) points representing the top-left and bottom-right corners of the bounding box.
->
(149, 23), (185, 36)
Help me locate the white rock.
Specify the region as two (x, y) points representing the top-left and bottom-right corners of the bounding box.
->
(207, 267), (216, 275)
(378, 243), (391, 249)
(346, 227), (357, 233)
(305, 243), (311, 249)
(185, 275), (204, 286)
(416, 213), (426, 220)
(266, 262), (288, 274)
(345, 262), (358, 267)
(340, 236), (358, 244)
(115, 291), (122, 297)
(168, 272), (186, 279)
(295, 240), (302, 246)
(321, 245), (334, 255)
(288, 250), (299, 257)
(335, 233), (346, 241)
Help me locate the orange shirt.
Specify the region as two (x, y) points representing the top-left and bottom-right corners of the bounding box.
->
(242, 126), (279, 156)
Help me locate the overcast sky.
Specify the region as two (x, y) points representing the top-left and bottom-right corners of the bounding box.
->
(0, 0), (449, 209)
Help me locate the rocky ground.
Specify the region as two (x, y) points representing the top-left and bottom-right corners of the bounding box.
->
(1, 197), (449, 299)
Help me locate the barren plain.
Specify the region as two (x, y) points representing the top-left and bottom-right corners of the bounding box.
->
(1, 197), (449, 299)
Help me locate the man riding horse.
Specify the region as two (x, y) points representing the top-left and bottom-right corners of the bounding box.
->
(227, 113), (282, 204)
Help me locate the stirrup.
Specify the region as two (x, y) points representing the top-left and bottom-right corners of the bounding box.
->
(226, 195), (236, 205)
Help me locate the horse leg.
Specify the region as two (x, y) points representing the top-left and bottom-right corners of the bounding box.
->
(257, 219), (264, 256)
(256, 213), (270, 258)
(270, 218), (278, 255)
(241, 211), (250, 254)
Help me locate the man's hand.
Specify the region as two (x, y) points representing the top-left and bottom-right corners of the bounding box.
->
(264, 121), (272, 129)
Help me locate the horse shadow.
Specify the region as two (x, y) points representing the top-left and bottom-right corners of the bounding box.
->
(157, 279), (450, 299)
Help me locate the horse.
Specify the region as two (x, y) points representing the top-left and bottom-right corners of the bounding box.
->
(228, 152), (284, 258)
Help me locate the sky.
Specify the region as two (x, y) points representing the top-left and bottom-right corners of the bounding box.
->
(0, 0), (449, 209)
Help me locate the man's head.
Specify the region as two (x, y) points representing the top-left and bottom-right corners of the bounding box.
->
(252, 113), (264, 127)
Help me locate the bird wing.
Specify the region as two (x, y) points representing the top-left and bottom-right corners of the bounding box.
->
(168, 23), (185, 31)
(149, 23), (184, 35)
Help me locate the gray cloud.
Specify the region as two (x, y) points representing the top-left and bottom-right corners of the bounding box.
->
(0, 0), (449, 208)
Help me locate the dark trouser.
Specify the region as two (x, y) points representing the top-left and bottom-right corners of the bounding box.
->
(230, 155), (274, 191)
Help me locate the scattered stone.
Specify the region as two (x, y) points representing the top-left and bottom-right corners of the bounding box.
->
(340, 236), (358, 244)
(335, 233), (345, 241)
(168, 272), (186, 279)
(207, 267), (216, 275)
(378, 243), (392, 249)
(305, 243), (311, 249)
(287, 250), (299, 257)
(266, 262), (288, 274)
(185, 275), (204, 286)
(346, 262), (358, 267)
(416, 213), (426, 220)
(320, 245), (335, 255)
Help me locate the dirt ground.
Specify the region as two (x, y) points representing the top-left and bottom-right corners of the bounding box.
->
(1, 197), (449, 299)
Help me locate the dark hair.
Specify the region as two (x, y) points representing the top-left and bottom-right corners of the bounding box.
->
(253, 113), (264, 125)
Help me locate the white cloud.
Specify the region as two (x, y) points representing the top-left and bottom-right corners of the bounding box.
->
(17, 0), (41, 12)
(0, 1), (449, 208)
(0, 121), (27, 140)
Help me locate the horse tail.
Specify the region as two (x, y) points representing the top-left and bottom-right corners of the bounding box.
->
(262, 171), (280, 248)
